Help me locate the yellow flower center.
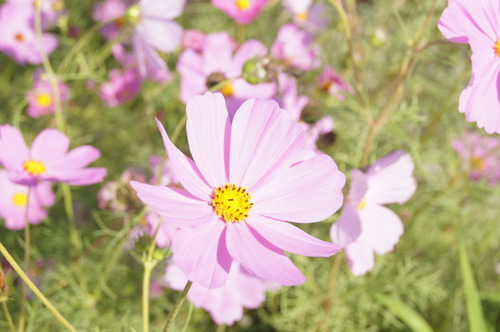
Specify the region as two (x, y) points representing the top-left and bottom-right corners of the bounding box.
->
(15, 33), (25, 42)
(36, 93), (52, 108)
(358, 198), (367, 210)
(220, 83), (234, 97)
(296, 12), (308, 22)
(12, 193), (28, 207)
(495, 40), (500, 57)
(23, 160), (46, 175)
(211, 184), (253, 223)
(236, 0), (250, 11)
(471, 156), (486, 171)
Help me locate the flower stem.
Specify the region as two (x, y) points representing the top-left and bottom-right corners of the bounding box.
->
(2, 301), (16, 332)
(62, 184), (82, 252)
(0, 243), (79, 332)
(163, 281), (193, 332)
(142, 260), (154, 332)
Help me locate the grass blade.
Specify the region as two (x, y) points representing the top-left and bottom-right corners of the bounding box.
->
(375, 293), (434, 332)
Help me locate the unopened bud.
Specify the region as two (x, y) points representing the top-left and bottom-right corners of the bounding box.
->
(242, 56), (277, 84)
(125, 5), (142, 25)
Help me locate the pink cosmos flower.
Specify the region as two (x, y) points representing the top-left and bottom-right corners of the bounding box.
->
(177, 32), (277, 115)
(0, 125), (107, 187)
(330, 151), (416, 276)
(318, 66), (354, 101)
(453, 131), (500, 184)
(165, 261), (268, 325)
(100, 68), (142, 106)
(26, 71), (70, 118)
(283, 0), (329, 33)
(211, 0), (270, 25)
(9, 0), (66, 28)
(438, 0), (500, 134)
(271, 23), (319, 71)
(0, 2), (58, 65)
(182, 29), (206, 53)
(0, 170), (55, 230)
(131, 92), (345, 288)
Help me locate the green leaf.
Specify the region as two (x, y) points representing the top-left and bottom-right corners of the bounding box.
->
(480, 292), (500, 305)
(459, 244), (488, 332)
(375, 293), (434, 332)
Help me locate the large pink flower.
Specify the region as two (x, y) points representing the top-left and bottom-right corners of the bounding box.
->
(0, 125), (107, 186)
(165, 261), (268, 325)
(438, 0), (500, 134)
(177, 32), (277, 115)
(0, 170), (55, 230)
(330, 151), (416, 276)
(131, 92), (345, 288)
(211, 0), (270, 25)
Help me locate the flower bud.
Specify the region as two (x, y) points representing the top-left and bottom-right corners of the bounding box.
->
(125, 5), (141, 25)
(242, 56), (278, 84)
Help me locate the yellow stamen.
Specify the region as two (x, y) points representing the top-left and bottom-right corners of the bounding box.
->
(296, 12), (308, 22)
(220, 84), (234, 97)
(36, 93), (52, 108)
(114, 17), (126, 28)
(15, 33), (24, 42)
(236, 0), (250, 11)
(51, 0), (64, 12)
(211, 184), (253, 223)
(23, 160), (46, 175)
(12, 193), (28, 207)
(358, 198), (367, 210)
(471, 156), (486, 171)
(495, 40), (500, 57)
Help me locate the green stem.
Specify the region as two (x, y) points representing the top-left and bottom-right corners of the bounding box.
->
(163, 281), (193, 332)
(62, 184), (82, 252)
(18, 187), (31, 332)
(0, 243), (79, 332)
(180, 302), (193, 332)
(2, 301), (16, 332)
(142, 261), (154, 332)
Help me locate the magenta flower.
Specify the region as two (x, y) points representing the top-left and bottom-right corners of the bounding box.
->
(318, 66), (354, 101)
(0, 2), (58, 65)
(131, 92), (344, 288)
(0, 125), (107, 186)
(177, 32), (277, 115)
(330, 151), (416, 276)
(453, 131), (500, 184)
(100, 68), (142, 107)
(271, 23), (319, 71)
(165, 261), (268, 325)
(438, 0), (500, 134)
(0, 170), (55, 230)
(211, 0), (270, 25)
(26, 71), (70, 118)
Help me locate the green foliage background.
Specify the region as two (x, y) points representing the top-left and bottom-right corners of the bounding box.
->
(0, 0), (499, 331)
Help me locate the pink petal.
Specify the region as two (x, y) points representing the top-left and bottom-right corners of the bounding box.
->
(252, 154), (345, 222)
(228, 39), (266, 77)
(329, 202), (362, 248)
(360, 203), (404, 255)
(345, 236), (375, 276)
(226, 222), (305, 286)
(186, 93), (230, 187)
(348, 169), (368, 205)
(141, 0), (185, 20)
(47, 168), (107, 185)
(130, 181), (214, 228)
(46, 145), (100, 170)
(247, 215), (341, 257)
(137, 19), (183, 53)
(177, 49), (206, 102)
(155, 118), (212, 200)
(229, 99), (305, 191)
(172, 220), (231, 288)
(365, 151), (416, 205)
(32, 182), (55, 208)
(202, 33), (233, 76)
(0, 125), (29, 171)
(30, 129), (69, 163)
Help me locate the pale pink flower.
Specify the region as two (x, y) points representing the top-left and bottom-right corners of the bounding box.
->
(26, 71), (70, 118)
(165, 261), (268, 325)
(438, 0), (500, 134)
(318, 66), (354, 101)
(453, 131), (500, 184)
(211, 0), (270, 25)
(177, 32), (277, 115)
(131, 92), (344, 288)
(283, 0), (329, 33)
(0, 170), (55, 230)
(271, 23), (319, 71)
(330, 151), (416, 276)
(0, 125), (107, 187)
(182, 29), (206, 53)
(100, 68), (142, 106)
(0, 3), (58, 65)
